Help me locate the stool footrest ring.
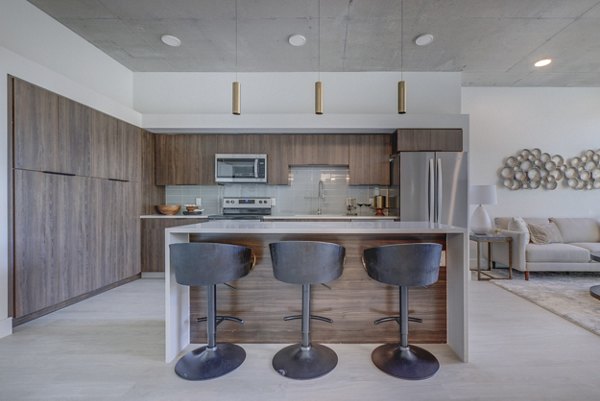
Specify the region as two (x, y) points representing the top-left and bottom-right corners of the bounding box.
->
(197, 315), (244, 326)
(374, 316), (423, 325)
(283, 314), (333, 324)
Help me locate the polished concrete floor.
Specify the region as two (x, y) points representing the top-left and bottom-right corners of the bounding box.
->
(1, 278), (599, 401)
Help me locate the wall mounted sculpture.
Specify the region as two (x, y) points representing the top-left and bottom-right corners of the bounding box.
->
(499, 149), (600, 190)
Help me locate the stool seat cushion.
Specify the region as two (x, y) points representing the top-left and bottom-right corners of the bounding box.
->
(363, 243), (442, 287)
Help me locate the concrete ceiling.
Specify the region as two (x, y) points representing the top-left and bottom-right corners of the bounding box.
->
(27, 0), (600, 86)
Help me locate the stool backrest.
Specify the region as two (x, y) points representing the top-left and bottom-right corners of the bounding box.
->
(170, 243), (253, 286)
(269, 241), (345, 284)
(363, 243), (442, 287)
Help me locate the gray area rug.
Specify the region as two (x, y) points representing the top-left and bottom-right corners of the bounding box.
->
(492, 272), (600, 336)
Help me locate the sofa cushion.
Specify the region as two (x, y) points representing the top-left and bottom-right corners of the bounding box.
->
(569, 242), (600, 256)
(528, 222), (563, 244)
(495, 217), (549, 230)
(508, 217), (530, 244)
(550, 218), (600, 243)
(526, 243), (590, 263)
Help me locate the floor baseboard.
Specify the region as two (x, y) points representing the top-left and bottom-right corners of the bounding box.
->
(141, 272), (165, 279)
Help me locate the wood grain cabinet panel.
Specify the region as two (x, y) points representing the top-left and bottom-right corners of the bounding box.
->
(141, 218), (205, 272)
(119, 121), (142, 182)
(290, 134), (349, 166)
(348, 134), (392, 185)
(57, 97), (91, 176)
(13, 170), (91, 317)
(396, 129), (463, 152)
(90, 109), (120, 180)
(265, 135), (291, 185)
(155, 134), (217, 185)
(13, 79), (61, 173)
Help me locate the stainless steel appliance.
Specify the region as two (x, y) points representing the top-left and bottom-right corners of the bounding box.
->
(215, 154), (267, 183)
(209, 197), (272, 220)
(390, 152), (468, 227)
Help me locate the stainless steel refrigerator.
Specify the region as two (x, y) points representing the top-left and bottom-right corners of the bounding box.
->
(390, 152), (468, 227)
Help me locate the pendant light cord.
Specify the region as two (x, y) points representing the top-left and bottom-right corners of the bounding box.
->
(235, 0), (238, 81)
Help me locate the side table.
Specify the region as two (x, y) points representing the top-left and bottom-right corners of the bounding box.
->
(590, 253), (600, 300)
(470, 233), (513, 280)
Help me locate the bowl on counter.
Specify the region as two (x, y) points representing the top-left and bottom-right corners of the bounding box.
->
(156, 204), (181, 215)
(184, 204), (199, 212)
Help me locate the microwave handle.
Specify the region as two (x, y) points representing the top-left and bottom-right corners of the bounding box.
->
(254, 159), (259, 178)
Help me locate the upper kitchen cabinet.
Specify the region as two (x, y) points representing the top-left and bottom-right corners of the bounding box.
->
(348, 134), (392, 186)
(395, 129), (463, 152)
(13, 78), (90, 176)
(90, 110), (141, 181)
(290, 134), (349, 166)
(265, 134), (291, 185)
(155, 134), (217, 185)
(217, 134), (265, 154)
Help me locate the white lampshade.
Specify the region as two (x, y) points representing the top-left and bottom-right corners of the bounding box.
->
(469, 185), (497, 205)
(469, 185), (497, 234)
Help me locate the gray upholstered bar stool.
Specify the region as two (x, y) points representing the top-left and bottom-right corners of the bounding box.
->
(269, 241), (345, 380)
(169, 242), (254, 380)
(362, 243), (442, 380)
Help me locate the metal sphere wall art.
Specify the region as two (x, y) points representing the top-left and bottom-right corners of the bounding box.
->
(499, 149), (600, 190)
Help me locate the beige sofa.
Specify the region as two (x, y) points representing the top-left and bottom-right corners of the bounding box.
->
(491, 217), (600, 280)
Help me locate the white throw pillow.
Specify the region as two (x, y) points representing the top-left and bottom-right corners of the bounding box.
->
(508, 217), (530, 243)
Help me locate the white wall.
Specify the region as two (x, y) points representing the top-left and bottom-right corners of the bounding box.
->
(0, 0), (140, 337)
(136, 71), (465, 132)
(463, 87), (600, 219)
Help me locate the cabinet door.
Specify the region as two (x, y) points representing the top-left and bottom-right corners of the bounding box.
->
(13, 79), (59, 172)
(290, 135), (349, 166)
(13, 170), (90, 317)
(155, 134), (217, 185)
(90, 109), (120, 180)
(396, 129), (463, 152)
(58, 97), (91, 176)
(119, 121), (142, 182)
(265, 135), (291, 184)
(349, 134), (392, 185)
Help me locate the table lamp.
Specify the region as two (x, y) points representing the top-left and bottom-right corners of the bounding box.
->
(469, 185), (497, 234)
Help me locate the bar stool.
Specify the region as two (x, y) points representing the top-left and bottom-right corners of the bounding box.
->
(269, 241), (345, 380)
(169, 242), (254, 380)
(362, 243), (442, 380)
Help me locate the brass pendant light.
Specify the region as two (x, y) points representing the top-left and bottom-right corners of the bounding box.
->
(232, 0), (240, 115)
(315, 0), (323, 115)
(397, 0), (406, 114)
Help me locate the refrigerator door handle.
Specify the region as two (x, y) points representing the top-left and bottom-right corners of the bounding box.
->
(428, 158), (435, 223)
(437, 158), (443, 224)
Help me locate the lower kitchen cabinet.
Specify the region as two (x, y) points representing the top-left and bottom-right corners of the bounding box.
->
(141, 218), (206, 272)
(12, 169), (140, 320)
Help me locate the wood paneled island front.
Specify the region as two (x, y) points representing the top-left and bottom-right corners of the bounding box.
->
(165, 220), (468, 363)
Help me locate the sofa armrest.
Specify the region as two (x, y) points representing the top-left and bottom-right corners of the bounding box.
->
(490, 229), (528, 271)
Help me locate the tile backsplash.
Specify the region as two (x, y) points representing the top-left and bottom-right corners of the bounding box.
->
(165, 166), (389, 216)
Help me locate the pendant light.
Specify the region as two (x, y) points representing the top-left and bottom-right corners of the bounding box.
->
(315, 0), (323, 115)
(232, 0), (241, 115)
(397, 0), (406, 114)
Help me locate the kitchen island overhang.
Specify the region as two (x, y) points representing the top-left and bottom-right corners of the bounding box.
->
(165, 220), (468, 363)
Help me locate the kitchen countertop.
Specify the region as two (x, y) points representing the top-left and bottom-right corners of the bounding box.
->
(166, 219), (464, 234)
(140, 214), (395, 220)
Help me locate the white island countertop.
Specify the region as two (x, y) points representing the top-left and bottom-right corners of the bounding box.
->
(140, 214), (209, 219)
(164, 219), (468, 364)
(166, 219), (465, 234)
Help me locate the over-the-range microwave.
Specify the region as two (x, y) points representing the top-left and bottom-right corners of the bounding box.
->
(215, 154), (267, 183)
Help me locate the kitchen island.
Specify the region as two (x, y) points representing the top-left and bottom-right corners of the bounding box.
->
(165, 220), (468, 363)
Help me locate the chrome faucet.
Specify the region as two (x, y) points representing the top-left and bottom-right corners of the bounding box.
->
(316, 180), (325, 215)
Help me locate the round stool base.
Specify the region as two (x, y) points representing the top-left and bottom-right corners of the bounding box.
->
(272, 343), (338, 380)
(175, 343), (246, 380)
(372, 343), (439, 380)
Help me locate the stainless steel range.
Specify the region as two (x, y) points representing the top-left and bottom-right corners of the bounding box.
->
(209, 197), (273, 220)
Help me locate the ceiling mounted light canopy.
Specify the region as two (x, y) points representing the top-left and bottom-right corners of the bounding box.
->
(534, 58), (552, 67)
(161, 34), (181, 47)
(288, 34), (306, 47)
(414, 33), (434, 46)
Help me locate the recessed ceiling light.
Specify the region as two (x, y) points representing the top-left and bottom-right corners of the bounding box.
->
(534, 58), (552, 67)
(161, 34), (181, 47)
(288, 34), (307, 47)
(414, 33), (434, 46)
